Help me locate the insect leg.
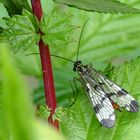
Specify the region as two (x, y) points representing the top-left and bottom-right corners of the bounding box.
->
(69, 77), (81, 107)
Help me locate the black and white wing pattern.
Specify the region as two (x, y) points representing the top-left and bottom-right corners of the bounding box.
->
(74, 61), (139, 128)
(81, 75), (115, 128)
(95, 72), (139, 112)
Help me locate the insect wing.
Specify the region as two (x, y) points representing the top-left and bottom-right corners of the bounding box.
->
(81, 75), (115, 128)
(96, 73), (139, 112)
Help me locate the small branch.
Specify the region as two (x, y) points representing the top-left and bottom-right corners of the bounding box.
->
(31, 0), (59, 129)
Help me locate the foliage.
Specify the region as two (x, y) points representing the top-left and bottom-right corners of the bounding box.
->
(0, 0), (140, 140)
(1, 8), (74, 52)
(0, 2), (9, 30)
(1, 9), (39, 53)
(40, 9), (74, 48)
(53, 0), (140, 14)
(0, 44), (65, 140)
(0, 0), (31, 15)
(36, 105), (50, 120)
(0, 2), (9, 18)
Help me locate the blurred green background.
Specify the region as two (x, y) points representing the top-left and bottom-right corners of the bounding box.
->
(1, 0), (140, 140)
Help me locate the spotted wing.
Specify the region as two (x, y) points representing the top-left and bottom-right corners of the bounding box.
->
(96, 73), (139, 112)
(81, 75), (115, 128)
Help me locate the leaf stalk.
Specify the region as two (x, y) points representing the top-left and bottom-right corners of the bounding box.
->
(31, 0), (59, 129)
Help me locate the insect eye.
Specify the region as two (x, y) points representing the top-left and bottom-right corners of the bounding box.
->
(77, 66), (81, 71)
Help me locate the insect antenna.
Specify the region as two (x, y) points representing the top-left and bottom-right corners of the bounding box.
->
(76, 19), (89, 62)
(25, 53), (75, 63)
(51, 54), (75, 63)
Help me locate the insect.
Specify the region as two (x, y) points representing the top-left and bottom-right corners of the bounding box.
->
(52, 52), (139, 128)
(54, 20), (139, 128)
(72, 60), (139, 128)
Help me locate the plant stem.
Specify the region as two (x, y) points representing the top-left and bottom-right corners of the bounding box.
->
(31, 0), (59, 129)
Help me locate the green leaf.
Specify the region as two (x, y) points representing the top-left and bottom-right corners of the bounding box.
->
(11, 0), (31, 12)
(0, 0), (20, 15)
(0, 2), (9, 18)
(1, 9), (39, 52)
(40, 9), (74, 48)
(0, 0), (31, 15)
(59, 57), (140, 140)
(36, 105), (51, 120)
(0, 44), (35, 140)
(0, 2), (9, 29)
(53, 0), (140, 14)
(0, 82), (9, 140)
(0, 44), (66, 140)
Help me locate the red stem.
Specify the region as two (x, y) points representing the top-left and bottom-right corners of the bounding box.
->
(31, 0), (59, 129)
